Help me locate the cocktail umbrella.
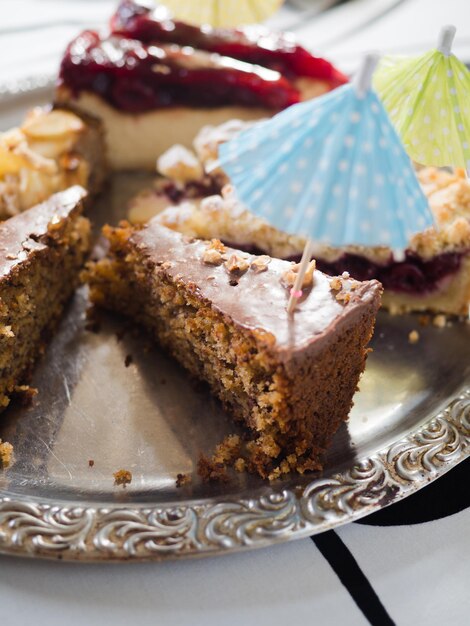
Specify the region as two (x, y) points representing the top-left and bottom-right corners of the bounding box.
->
(218, 54), (433, 312)
(374, 25), (470, 175)
(160, 0), (283, 27)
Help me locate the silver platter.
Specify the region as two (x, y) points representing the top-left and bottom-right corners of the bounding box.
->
(0, 102), (469, 563)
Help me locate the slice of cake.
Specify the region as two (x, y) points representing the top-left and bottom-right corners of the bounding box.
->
(0, 108), (106, 220)
(0, 186), (91, 411)
(85, 221), (382, 479)
(56, 2), (346, 170)
(153, 168), (470, 316)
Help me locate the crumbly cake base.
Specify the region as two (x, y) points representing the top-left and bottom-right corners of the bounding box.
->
(85, 224), (380, 479)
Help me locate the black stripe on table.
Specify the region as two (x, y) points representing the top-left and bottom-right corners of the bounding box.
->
(312, 530), (395, 626)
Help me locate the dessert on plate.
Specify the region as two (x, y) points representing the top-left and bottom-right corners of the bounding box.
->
(151, 167), (470, 316)
(56, 0), (346, 170)
(127, 120), (258, 223)
(0, 108), (106, 220)
(0, 186), (90, 411)
(85, 220), (382, 478)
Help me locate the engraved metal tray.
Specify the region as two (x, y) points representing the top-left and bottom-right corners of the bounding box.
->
(0, 96), (469, 562)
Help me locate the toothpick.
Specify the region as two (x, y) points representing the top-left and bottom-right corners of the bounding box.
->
(353, 52), (380, 98)
(437, 24), (456, 56)
(287, 238), (314, 314)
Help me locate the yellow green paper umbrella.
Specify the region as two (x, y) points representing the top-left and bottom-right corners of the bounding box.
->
(374, 25), (470, 174)
(160, 0), (283, 27)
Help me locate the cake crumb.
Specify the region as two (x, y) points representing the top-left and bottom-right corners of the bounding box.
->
(409, 330), (420, 344)
(0, 440), (13, 469)
(0, 325), (14, 338)
(13, 385), (38, 407)
(124, 354), (133, 367)
(433, 314), (447, 328)
(197, 455), (229, 483)
(234, 458), (246, 473)
(176, 473), (192, 488)
(88, 459), (95, 468)
(418, 314), (431, 327)
(197, 434), (242, 483)
(113, 469), (132, 487)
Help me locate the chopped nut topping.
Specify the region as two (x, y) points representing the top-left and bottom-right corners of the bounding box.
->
(203, 248), (224, 265)
(433, 314), (447, 328)
(342, 271), (350, 279)
(409, 330), (420, 344)
(251, 255), (271, 273)
(329, 276), (342, 291)
(282, 260), (316, 288)
(161, 261), (173, 270)
(336, 291), (351, 304)
(207, 238), (227, 253)
(224, 253), (250, 274)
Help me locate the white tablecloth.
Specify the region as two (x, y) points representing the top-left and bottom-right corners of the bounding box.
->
(1, 2), (469, 624)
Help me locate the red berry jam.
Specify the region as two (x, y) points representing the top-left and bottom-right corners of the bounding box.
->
(110, 0), (347, 86)
(59, 30), (300, 113)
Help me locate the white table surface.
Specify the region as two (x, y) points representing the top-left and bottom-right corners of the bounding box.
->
(1, 2), (469, 625)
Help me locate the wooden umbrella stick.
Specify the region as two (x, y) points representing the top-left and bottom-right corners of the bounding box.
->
(287, 238), (314, 315)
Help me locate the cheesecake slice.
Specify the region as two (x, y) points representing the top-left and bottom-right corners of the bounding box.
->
(85, 221), (381, 479)
(0, 108), (105, 220)
(0, 186), (90, 411)
(153, 172), (470, 316)
(56, 2), (346, 170)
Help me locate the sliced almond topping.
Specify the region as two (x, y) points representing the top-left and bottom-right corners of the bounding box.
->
(21, 109), (84, 140)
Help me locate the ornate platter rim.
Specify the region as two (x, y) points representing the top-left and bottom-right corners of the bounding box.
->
(1, 387), (468, 562)
(0, 82), (469, 563)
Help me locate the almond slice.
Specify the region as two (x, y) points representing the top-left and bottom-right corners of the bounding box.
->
(22, 110), (84, 140)
(0, 144), (28, 176)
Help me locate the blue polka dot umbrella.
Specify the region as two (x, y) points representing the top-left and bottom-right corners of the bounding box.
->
(218, 54), (433, 312)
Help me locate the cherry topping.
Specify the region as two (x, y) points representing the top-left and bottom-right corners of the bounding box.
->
(110, 0), (347, 86)
(59, 30), (300, 113)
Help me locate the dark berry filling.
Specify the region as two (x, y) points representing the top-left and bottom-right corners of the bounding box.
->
(161, 179), (222, 204)
(111, 0), (347, 86)
(59, 30), (301, 113)
(313, 251), (463, 295)
(223, 241), (464, 295)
